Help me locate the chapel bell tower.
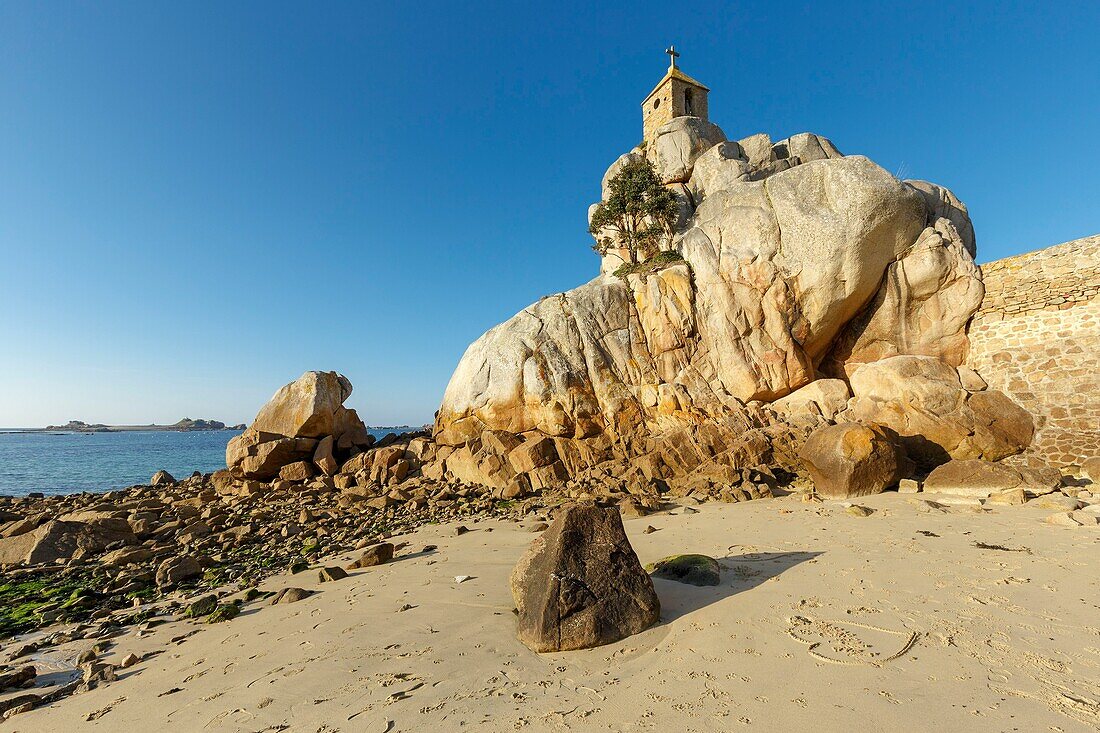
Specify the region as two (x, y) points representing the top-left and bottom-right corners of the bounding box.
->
(642, 46), (710, 142)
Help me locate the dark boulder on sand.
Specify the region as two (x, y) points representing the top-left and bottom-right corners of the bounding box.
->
(509, 504), (660, 652)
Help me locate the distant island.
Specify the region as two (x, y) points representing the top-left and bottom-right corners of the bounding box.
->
(40, 418), (246, 433)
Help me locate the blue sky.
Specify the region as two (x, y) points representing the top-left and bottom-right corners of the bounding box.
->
(1, 1), (1097, 427)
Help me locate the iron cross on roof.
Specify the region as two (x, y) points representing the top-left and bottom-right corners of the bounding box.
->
(665, 45), (680, 69)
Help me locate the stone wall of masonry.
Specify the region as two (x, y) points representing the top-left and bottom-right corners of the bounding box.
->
(966, 234), (1100, 471)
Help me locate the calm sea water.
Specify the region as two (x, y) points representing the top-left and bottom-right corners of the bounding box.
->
(0, 428), (408, 496)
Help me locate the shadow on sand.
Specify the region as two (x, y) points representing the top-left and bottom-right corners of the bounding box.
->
(653, 551), (822, 623)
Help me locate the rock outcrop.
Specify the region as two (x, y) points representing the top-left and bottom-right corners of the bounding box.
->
(433, 118), (1026, 487)
(510, 504), (660, 652)
(251, 371), (353, 438)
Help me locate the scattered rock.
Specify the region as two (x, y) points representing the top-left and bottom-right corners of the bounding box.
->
(898, 479), (921, 494)
(0, 694), (39, 718)
(80, 661), (117, 689)
(1030, 495), (1081, 511)
(923, 459), (1061, 498)
(150, 470), (175, 486)
(183, 594), (218, 618)
(278, 461), (315, 482)
(985, 488), (1027, 506)
(318, 566), (348, 582)
(271, 587), (313, 605)
(0, 666), (35, 691)
(1072, 511), (1100, 527)
(313, 435), (339, 475)
(1045, 512), (1081, 527)
(207, 603), (240, 622)
(156, 555), (202, 589)
(846, 505), (875, 517)
(618, 498), (649, 519)
(0, 519), (136, 565)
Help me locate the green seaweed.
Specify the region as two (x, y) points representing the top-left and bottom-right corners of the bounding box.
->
(0, 574), (97, 637)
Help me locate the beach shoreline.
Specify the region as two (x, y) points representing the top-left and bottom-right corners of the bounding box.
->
(4, 491), (1098, 731)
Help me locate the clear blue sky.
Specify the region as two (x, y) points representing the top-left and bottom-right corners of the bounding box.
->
(1, 1), (1097, 427)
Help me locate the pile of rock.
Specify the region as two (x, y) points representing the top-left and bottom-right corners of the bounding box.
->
(225, 371), (375, 480)
(0, 450), (509, 639)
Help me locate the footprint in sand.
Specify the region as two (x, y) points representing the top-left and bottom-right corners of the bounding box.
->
(786, 614), (919, 667)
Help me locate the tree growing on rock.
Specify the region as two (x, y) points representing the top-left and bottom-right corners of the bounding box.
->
(589, 157), (679, 265)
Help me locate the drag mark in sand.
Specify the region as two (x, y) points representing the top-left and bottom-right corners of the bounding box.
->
(786, 613), (920, 667)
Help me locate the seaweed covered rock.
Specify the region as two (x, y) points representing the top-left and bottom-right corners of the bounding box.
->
(647, 554), (721, 586)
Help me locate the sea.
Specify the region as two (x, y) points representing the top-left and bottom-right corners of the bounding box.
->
(0, 428), (410, 496)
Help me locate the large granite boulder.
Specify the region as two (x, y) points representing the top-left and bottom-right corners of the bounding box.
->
(438, 152), (926, 450)
(646, 116), (727, 184)
(227, 371), (374, 480)
(844, 355), (1034, 467)
(0, 520), (135, 566)
(686, 141), (749, 203)
(799, 423), (902, 499)
(923, 459), (1061, 498)
(510, 504), (660, 652)
(252, 371), (353, 438)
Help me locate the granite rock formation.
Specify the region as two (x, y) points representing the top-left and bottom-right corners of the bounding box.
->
(433, 117), (1030, 488)
(842, 355), (1034, 468)
(226, 371), (376, 480)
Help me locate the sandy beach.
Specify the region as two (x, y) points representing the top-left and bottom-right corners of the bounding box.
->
(8, 491), (1098, 732)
